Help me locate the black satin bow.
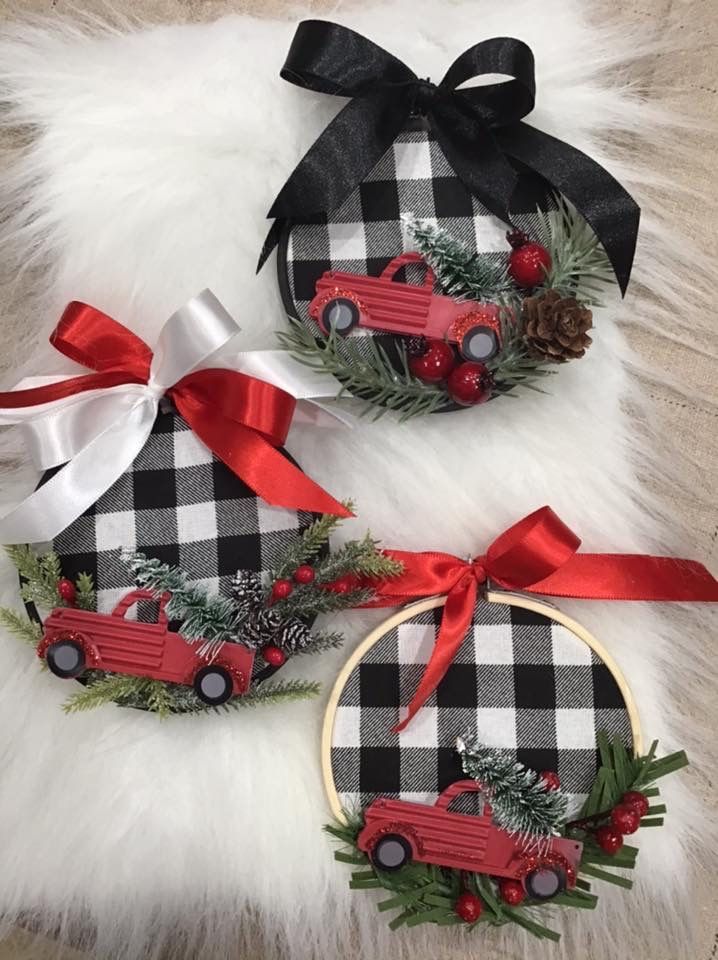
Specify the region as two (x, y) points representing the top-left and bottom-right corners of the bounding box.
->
(259, 20), (640, 295)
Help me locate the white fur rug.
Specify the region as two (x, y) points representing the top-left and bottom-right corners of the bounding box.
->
(0, 3), (715, 960)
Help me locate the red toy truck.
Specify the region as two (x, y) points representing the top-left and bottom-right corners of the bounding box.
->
(357, 780), (582, 900)
(37, 589), (255, 706)
(308, 252), (502, 363)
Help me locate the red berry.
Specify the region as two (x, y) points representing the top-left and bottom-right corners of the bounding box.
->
(595, 825), (624, 855)
(261, 644), (287, 667)
(507, 237), (552, 288)
(498, 879), (525, 906)
(447, 362), (494, 406)
(621, 790), (649, 818)
(271, 579), (293, 602)
(454, 891), (483, 923)
(611, 803), (641, 835)
(323, 574), (354, 594)
(408, 339), (456, 384)
(293, 565), (315, 585)
(57, 578), (76, 605)
(539, 770), (561, 791)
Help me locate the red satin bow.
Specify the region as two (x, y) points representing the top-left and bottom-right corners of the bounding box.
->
(0, 302), (351, 517)
(372, 506), (718, 731)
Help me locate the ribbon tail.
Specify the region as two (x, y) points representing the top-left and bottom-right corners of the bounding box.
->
(497, 122), (640, 295)
(393, 576), (478, 733)
(175, 396), (351, 518)
(0, 400), (155, 544)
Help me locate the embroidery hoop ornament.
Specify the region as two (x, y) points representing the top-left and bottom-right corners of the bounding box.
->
(321, 591), (642, 823)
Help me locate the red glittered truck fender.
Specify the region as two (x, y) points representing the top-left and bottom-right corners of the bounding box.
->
(357, 780), (582, 900)
(308, 252), (502, 363)
(37, 588), (255, 706)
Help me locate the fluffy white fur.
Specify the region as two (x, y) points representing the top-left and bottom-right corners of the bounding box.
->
(0, 4), (714, 960)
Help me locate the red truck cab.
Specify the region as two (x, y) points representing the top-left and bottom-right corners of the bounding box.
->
(357, 780), (582, 900)
(308, 252), (502, 363)
(37, 588), (255, 706)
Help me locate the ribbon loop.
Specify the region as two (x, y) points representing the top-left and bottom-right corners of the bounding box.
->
(373, 506), (718, 731)
(259, 21), (639, 294)
(0, 291), (351, 544)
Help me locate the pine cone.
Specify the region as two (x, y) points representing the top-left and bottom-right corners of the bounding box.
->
(230, 570), (265, 615)
(277, 618), (313, 653)
(240, 608), (282, 648)
(521, 289), (593, 363)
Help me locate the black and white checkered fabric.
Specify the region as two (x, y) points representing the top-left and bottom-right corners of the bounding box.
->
(331, 599), (632, 815)
(279, 127), (552, 333)
(52, 410), (315, 616)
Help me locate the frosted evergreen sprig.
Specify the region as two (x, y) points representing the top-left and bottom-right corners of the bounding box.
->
(456, 734), (568, 837)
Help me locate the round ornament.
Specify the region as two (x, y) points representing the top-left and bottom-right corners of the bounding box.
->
(322, 592), (640, 821)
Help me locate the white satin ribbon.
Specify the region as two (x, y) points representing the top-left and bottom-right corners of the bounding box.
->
(0, 290), (346, 545)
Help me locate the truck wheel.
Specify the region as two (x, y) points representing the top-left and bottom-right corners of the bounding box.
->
(45, 639), (86, 679)
(460, 325), (500, 362)
(318, 298), (360, 336)
(525, 866), (566, 900)
(193, 665), (233, 706)
(370, 833), (412, 871)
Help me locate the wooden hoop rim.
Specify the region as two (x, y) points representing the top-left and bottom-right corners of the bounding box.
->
(321, 592), (642, 824)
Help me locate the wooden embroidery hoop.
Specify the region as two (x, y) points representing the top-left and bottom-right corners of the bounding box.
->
(321, 591), (643, 824)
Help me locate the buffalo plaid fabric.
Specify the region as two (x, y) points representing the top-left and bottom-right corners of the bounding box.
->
(330, 600), (632, 814)
(279, 127), (553, 335)
(52, 410), (315, 617)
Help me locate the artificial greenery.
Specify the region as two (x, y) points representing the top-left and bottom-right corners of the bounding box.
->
(535, 196), (614, 305)
(1, 514), (399, 717)
(402, 213), (514, 303)
(281, 198), (616, 418)
(278, 318), (454, 420)
(327, 733), (687, 941)
(456, 735), (567, 836)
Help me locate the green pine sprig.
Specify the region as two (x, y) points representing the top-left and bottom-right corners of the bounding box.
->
(0, 606), (43, 645)
(535, 195), (614, 304)
(272, 508), (352, 580)
(278, 318), (454, 420)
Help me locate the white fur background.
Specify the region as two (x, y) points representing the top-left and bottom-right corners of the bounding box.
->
(0, 3), (715, 959)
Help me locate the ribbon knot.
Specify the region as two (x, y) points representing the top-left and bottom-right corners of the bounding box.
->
(0, 290), (351, 544)
(369, 506), (718, 732)
(258, 21), (640, 295)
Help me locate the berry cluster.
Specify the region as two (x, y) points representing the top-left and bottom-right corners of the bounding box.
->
(593, 791), (650, 855)
(407, 339), (495, 407)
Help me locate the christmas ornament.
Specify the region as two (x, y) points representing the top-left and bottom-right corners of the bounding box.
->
(507, 230), (552, 288)
(522, 289), (593, 362)
(540, 771), (561, 791)
(319, 503), (704, 937)
(407, 339), (456, 384)
(499, 879), (526, 906)
(611, 803), (641, 835)
(261, 645), (287, 667)
(56, 578), (77, 605)
(447, 362), (494, 406)
(271, 21), (640, 421)
(595, 825), (624, 855)
(454, 892), (483, 923)
(622, 790), (650, 817)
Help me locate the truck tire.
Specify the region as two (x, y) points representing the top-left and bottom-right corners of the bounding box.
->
(460, 324), (500, 362)
(525, 865), (566, 900)
(45, 639), (86, 679)
(318, 298), (360, 336)
(193, 665), (234, 706)
(369, 833), (412, 871)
